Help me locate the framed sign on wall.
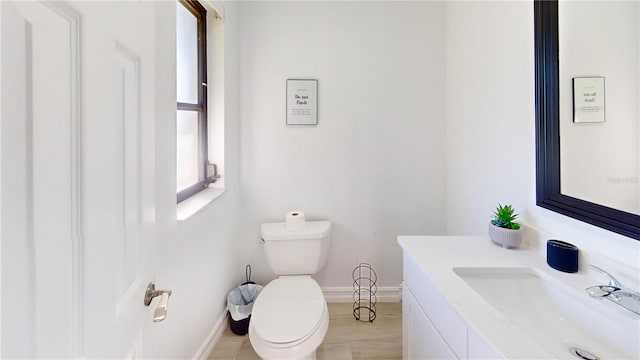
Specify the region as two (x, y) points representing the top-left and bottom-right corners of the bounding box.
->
(573, 77), (605, 123)
(286, 79), (318, 125)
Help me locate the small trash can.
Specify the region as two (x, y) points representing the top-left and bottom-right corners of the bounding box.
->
(226, 265), (263, 335)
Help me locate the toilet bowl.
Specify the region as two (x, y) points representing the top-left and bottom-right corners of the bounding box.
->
(249, 276), (329, 360)
(249, 220), (332, 360)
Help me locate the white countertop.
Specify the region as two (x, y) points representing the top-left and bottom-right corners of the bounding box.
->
(397, 235), (638, 359)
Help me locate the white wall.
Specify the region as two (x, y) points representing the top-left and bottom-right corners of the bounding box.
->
(445, 2), (640, 270)
(143, 2), (243, 358)
(559, 1), (639, 214)
(445, 0), (535, 236)
(237, 1), (447, 288)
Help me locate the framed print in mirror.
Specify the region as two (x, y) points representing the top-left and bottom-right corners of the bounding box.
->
(573, 77), (605, 123)
(286, 79), (318, 125)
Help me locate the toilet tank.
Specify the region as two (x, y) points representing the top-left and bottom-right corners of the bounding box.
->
(260, 220), (332, 275)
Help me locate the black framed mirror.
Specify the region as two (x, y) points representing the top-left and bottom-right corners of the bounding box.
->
(534, 0), (640, 240)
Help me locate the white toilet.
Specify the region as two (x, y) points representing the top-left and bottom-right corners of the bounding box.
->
(249, 220), (332, 360)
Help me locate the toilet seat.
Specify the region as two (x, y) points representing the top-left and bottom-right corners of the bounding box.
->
(251, 276), (325, 344)
(249, 276), (329, 359)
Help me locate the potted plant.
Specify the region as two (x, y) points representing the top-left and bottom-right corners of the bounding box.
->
(488, 204), (522, 248)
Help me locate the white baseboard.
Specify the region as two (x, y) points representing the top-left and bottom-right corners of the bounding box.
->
(192, 310), (228, 360)
(322, 285), (402, 303)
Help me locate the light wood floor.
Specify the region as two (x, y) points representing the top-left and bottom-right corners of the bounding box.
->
(208, 302), (402, 360)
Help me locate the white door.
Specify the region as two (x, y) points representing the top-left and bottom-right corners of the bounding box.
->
(1, 1), (159, 358)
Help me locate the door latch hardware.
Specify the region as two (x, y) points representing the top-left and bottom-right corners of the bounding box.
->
(144, 283), (172, 322)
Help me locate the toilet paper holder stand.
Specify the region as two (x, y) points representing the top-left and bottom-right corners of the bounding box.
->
(352, 263), (377, 322)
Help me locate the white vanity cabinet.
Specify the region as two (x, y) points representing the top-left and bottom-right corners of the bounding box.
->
(402, 285), (457, 359)
(399, 236), (639, 360)
(402, 251), (503, 360)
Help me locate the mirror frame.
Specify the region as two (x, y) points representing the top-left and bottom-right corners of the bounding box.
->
(534, 0), (640, 240)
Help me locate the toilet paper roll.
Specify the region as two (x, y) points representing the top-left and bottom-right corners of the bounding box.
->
(285, 211), (306, 232)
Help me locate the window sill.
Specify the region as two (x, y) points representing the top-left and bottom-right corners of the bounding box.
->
(176, 187), (226, 221)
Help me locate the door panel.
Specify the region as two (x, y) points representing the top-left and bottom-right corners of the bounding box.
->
(1, 1), (80, 357)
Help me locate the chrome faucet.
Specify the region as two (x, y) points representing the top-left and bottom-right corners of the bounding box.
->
(586, 265), (640, 316)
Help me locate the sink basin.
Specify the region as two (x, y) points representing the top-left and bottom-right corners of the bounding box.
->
(453, 267), (640, 359)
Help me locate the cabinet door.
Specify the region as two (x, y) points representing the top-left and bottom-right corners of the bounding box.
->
(403, 285), (458, 360)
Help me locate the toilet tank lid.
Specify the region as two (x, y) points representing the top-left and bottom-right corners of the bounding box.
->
(261, 220), (331, 241)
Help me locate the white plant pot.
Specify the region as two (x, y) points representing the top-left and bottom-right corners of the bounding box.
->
(488, 223), (522, 249)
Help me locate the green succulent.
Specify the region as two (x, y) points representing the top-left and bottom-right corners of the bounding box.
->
(491, 204), (521, 230)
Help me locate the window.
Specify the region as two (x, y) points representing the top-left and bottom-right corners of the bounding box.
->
(176, 0), (215, 203)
